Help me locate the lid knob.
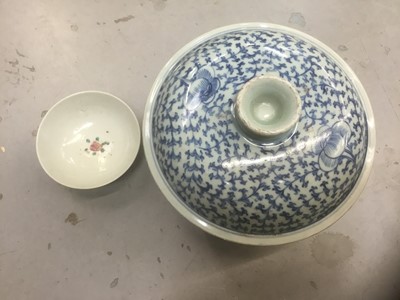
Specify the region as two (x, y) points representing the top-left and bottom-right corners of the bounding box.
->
(234, 74), (301, 143)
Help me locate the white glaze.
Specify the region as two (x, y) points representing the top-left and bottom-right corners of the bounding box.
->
(36, 91), (140, 189)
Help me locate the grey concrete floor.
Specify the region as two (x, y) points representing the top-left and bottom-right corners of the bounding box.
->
(0, 0), (399, 299)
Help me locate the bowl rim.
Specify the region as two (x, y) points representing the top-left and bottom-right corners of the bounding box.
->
(143, 23), (376, 245)
(36, 90), (141, 189)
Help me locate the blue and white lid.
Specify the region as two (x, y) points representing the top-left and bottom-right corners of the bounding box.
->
(143, 24), (375, 245)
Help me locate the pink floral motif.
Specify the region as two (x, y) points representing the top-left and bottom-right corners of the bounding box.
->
(90, 141), (102, 152)
(84, 137), (110, 155)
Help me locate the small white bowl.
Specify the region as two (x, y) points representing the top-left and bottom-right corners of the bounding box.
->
(36, 91), (140, 189)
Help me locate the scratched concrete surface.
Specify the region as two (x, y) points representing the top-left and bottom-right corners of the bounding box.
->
(0, 0), (399, 299)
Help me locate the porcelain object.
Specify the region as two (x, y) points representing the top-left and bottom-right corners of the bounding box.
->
(143, 23), (375, 245)
(36, 91), (140, 189)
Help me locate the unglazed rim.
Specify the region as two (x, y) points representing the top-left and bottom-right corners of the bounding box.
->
(36, 91), (141, 189)
(143, 23), (376, 245)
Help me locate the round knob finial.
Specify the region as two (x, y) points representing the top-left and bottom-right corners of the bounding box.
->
(235, 74), (301, 143)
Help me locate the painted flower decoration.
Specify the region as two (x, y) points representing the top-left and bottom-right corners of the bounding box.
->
(184, 66), (220, 110)
(90, 141), (102, 151)
(314, 121), (352, 172)
(85, 137), (110, 155)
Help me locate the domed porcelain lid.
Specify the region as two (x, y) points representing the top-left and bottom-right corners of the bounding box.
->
(143, 23), (375, 245)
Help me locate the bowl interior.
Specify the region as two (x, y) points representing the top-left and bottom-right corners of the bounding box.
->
(37, 91), (140, 189)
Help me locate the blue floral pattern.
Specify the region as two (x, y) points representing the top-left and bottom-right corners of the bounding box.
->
(314, 121), (353, 172)
(183, 66), (220, 110)
(150, 29), (368, 235)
